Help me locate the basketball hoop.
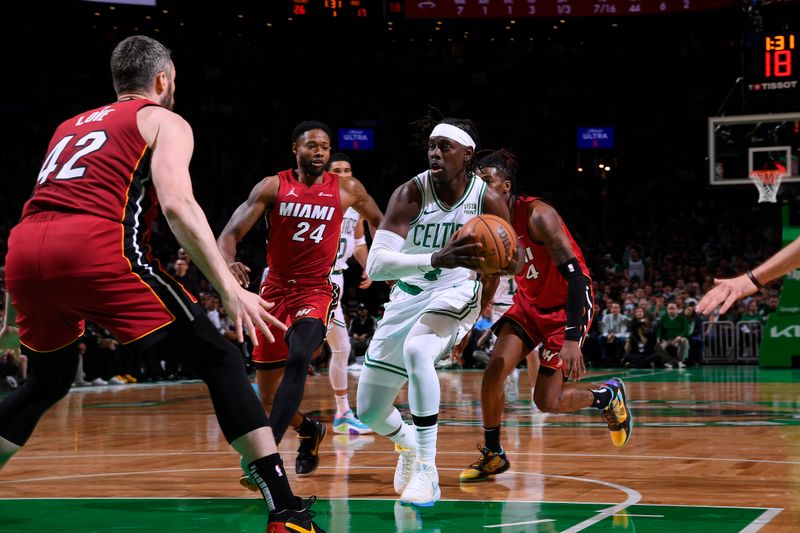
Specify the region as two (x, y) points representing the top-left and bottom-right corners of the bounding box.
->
(749, 169), (785, 203)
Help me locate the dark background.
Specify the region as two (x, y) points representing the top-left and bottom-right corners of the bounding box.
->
(1, 0), (799, 310)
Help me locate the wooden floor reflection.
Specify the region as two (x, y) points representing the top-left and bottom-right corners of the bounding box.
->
(1, 367), (798, 531)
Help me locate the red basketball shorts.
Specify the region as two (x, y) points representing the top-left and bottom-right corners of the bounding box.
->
(496, 298), (593, 375)
(252, 280), (336, 365)
(5, 213), (201, 352)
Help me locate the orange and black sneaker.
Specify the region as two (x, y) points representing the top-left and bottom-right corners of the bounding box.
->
(601, 378), (632, 447)
(267, 496), (326, 533)
(296, 419), (326, 477)
(459, 444), (510, 483)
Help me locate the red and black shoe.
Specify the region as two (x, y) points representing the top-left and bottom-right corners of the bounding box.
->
(267, 496), (326, 533)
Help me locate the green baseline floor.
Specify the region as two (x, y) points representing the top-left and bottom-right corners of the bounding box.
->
(0, 498), (774, 533)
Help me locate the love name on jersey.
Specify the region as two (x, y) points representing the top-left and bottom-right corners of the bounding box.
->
(75, 106), (115, 126)
(411, 221), (463, 249)
(278, 201), (336, 221)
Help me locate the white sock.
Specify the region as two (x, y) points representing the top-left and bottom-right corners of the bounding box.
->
(389, 422), (417, 451)
(416, 425), (438, 463)
(335, 393), (351, 415)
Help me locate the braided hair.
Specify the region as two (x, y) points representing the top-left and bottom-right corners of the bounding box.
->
(477, 148), (519, 194)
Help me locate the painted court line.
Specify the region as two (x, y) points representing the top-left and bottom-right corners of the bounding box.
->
(12, 449), (800, 466)
(484, 518), (555, 528)
(596, 512), (664, 518)
(740, 508), (783, 533)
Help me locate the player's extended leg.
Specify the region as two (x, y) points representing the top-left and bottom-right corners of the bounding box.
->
(534, 366), (632, 448)
(327, 321), (371, 435)
(253, 365), (324, 477)
(460, 324), (526, 483)
(270, 319), (326, 441)
(356, 370), (416, 496)
(526, 346), (541, 412)
(0, 344), (79, 470)
(399, 313), (460, 507)
(160, 315), (322, 531)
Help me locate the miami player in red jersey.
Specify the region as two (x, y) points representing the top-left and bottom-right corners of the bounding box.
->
(459, 149), (632, 483)
(0, 36), (325, 532)
(218, 121), (383, 480)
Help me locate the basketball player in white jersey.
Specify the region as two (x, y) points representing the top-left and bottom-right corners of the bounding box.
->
(327, 152), (373, 435)
(356, 117), (516, 507)
(492, 275), (521, 403)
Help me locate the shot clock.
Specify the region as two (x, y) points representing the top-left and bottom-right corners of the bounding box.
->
(743, 31), (800, 112)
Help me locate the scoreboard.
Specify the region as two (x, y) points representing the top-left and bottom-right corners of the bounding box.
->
(743, 32), (800, 112)
(289, 0), (737, 18)
(404, 0), (737, 18)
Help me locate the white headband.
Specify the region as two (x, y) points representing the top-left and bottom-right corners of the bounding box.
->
(430, 123), (476, 149)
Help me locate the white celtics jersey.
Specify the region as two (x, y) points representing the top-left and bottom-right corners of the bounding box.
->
(334, 207), (360, 271)
(493, 275), (517, 307)
(399, 171), (487, 290)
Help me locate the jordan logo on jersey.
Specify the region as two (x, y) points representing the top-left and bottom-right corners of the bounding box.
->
(287, 187), (299, 198)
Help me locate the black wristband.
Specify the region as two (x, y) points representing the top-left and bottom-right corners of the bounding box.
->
(746, 270), (764, 289)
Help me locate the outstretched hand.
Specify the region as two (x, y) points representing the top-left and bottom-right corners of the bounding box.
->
(222, 286), (286, 346)
(696, 274), (757, 316)
(431, 231), (485, 271)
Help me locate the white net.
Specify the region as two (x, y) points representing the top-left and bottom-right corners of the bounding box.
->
(749, 170), (784, 203)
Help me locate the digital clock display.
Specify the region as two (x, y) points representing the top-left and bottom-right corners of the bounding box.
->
(290, 0), (372, 18)
(744, 32), (800, 103)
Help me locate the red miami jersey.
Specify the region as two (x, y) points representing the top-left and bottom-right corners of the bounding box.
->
(266, 169), (343, 284)
(22, 99), (158, 225)
(512, 195), (590, 310)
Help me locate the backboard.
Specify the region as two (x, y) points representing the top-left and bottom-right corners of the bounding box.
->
(708, 112), (800, 186)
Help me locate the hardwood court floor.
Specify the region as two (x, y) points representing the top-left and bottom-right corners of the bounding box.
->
(0, 366), (798, 532)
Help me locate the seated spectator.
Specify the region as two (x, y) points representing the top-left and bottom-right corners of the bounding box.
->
(740, 300), (766, 325)
(624, 247), (648, 283)
(349, 303), (375, 361)
(173, 257), (200, 297)
(683, 305), (704, 366)
(599, 302), (629, 366)
(623, 307), (665, 369)
(738, 300), (766, 358)
(655, 303), (690, 368)
(582, 302), (604, 367)
(457, 305), (495, 369)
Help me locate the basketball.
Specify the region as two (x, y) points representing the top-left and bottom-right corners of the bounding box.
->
(454, 214), (518, 275)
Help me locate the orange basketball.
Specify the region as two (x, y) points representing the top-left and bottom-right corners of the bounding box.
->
(455, 214), (518, 275)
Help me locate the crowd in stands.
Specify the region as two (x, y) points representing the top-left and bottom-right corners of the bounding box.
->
(0, 187), (786, 391)
(0, 6), (789, 388)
